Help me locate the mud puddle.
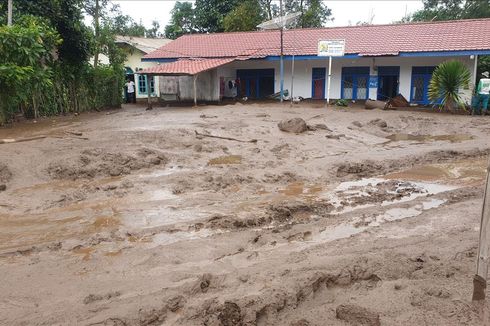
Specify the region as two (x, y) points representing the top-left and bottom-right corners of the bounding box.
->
(312, 198), (447, 243)
(384, 159), (487, 185)
(385, 133), (473, 143)
(322, 178), (455, 215)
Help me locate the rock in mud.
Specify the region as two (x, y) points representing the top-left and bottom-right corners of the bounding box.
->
(218, 302), (242, 326)
(166, 295), (186, 312)
(278, 118), (308, 133)
(290, 319), (310, 326)
(336, 304), (380, 326)
(336, 161), (383, 178)
(0, 163), (12, 183)
(312, 123), (331, 131)
(352, 121), (363, 128)
(0, 184), (6, 191)
(83, 291), (121, 304)
(369, 118), (388, 128)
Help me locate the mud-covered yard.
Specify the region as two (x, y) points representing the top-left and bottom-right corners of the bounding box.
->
(1, 102), (490, 326)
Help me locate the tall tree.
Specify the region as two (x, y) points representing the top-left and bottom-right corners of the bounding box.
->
(0, 0), (91, 67)
(285, 0), (332, 28)
(223, 0), (264, 32)
(164, 1), (195, 39)
(194, 0), (240, 33)
(111, 14), (146, 37)
(410, 0), (490, 21)
(146, 20), (162, 38)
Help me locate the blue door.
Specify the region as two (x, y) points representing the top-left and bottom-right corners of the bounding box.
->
(377, 66), (399, 100)
(237, 69), (275, 99)
(410, 66), (436, 105)
(341, 67), (370, 100)
(312, 68), (326, 99)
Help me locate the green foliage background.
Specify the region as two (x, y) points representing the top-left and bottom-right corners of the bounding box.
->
(0, 0), (125, 125)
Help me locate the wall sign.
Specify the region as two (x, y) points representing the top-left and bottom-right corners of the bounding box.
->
(318, 40), (345, 57)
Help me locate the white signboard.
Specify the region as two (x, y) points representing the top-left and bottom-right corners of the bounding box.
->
(318, 40), (345, 57)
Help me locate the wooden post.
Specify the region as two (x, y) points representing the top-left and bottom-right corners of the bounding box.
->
(146, 74), (153, 110)
(473, 158), (490, 301)
(193, 74), (197, 107)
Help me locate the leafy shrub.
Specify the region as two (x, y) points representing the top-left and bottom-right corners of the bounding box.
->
(335, 99), (349, 107)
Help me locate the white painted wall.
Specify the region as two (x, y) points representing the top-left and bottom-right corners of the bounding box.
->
(216, 55), (477, 103)
(120, 45), (161, 99)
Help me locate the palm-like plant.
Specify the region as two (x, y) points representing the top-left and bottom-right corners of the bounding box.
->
(428, 60), (471, 111)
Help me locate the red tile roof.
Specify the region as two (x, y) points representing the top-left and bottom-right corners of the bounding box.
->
(139, 58), (235, 75)
(144, 18), (490, 60)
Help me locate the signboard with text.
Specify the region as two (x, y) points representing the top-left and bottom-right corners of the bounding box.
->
(318, 40), (345, 57)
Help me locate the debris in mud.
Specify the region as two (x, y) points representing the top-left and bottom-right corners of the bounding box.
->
(83, 291), (121, 304)
(307, 123), (332, 131)
(195, 130), (258, 143)
(218, 301), (242, 326)
(352, 121), (363, 128)
(166, 295), (186, 312)
(0, 184), (6, 191)
(47, 148), (168, 180)
(0, 162), (12, 183)
(208, 155), (242, 165)
(336, 161), (383, 178)
(278, 118), (308, 133)
(198, 273), (213, 293)
(325, 133), (345, 140)
(335, 304), (381, 326)
(369, 118), (388, 128)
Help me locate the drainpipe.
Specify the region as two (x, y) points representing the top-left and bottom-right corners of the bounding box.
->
(473, 54), (479, 90)
(279, 0), (284, 103)
(146, 74), (153, 110)
(193, 74), (197, 107)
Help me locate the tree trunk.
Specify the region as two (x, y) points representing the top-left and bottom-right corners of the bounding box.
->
(93, 0), (100, 68)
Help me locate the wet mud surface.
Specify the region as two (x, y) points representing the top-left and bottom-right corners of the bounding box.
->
(1, 103), (490, 325)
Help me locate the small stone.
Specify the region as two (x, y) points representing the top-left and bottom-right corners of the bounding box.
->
(352, 121), (363, 127)
(0, 184), (6, 191)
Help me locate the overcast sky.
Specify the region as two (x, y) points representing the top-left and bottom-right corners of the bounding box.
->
(112, 0), (424, 31)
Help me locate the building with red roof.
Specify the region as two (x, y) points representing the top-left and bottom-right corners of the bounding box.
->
(140, 18), (490, 105)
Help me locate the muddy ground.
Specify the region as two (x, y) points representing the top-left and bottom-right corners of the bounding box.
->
(1, 102), (490, 326)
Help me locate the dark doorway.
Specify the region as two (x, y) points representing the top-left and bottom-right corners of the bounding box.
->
(377, 66), (399, 101)
(312, 68), (326, 99)
(237, 69), (275, 99)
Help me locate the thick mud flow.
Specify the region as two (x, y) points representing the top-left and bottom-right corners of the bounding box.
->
(1, 103), (490, 325)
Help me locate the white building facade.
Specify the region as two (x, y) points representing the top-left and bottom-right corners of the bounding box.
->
(141, 19), (490, 105)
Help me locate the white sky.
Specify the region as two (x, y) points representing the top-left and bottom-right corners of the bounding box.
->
(112, 0), (424, 30)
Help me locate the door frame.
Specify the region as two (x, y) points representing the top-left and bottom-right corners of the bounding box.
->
(311, 67), (326, 99)
(341, 67), (370, 100)
(410, 66), (436, 105)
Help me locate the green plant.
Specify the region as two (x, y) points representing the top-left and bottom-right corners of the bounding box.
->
(428, 60), (471, 111)
(335, 99), (349, 107)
